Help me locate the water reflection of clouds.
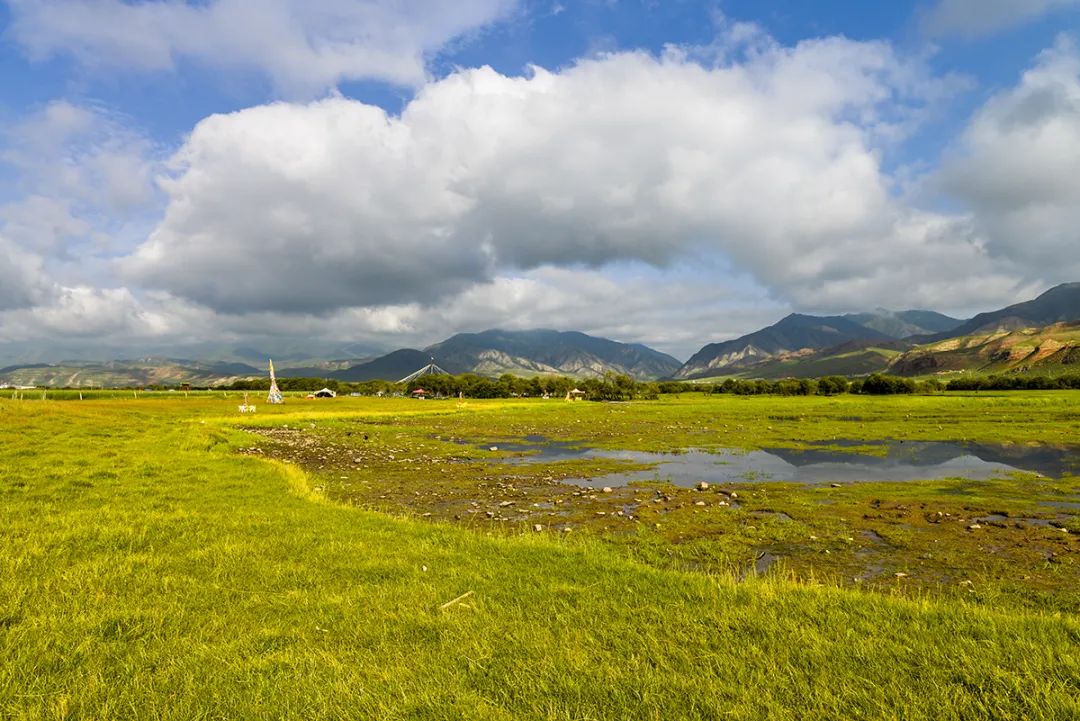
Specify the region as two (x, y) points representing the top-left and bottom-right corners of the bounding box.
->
(482, 439), (1077, 488)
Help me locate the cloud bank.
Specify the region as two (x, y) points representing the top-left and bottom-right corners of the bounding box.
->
(124, 37), (1019, 319)
(7, 0), (518, 94)
(3, 12), (1079, 358)
(940, 37), (1080, 283)
(921, 0), (1080, 38)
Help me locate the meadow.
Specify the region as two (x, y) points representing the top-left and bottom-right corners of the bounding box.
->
(1, 392), (1077, 719)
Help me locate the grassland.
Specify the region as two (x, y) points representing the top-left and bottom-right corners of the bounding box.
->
(1, 393), (1078, 719)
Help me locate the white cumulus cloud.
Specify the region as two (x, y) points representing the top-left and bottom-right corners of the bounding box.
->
(0, 236), (54, 311)
(122, 37), (1016, 316)
(7, 0), (519, 94)
(939, 37), (1080, 284)
(0, 100), (160, 259)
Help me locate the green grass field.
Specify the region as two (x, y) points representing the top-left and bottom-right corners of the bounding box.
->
(1, 394), (1078, 719)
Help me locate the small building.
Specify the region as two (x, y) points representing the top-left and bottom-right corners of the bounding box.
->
(566, 388), (586, 401)
(313, 388), (337, 398)
(411, 388), (429, 400)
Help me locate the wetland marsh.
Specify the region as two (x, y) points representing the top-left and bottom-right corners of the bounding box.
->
(243, 392), (1079, 611)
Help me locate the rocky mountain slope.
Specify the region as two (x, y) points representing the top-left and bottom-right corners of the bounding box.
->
(674, 314), (894, 379)
(936, 283), (1080, 338)
(426, 330), (681, 379)
(329, 349), (435, 382)
(844, 310), (961, 339)
(888, 322), (1080, 376)
(331, 329), (682, 382)
(676, 285), (1079, 380)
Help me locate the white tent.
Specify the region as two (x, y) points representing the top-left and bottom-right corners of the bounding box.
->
(398, 358), (450, 384)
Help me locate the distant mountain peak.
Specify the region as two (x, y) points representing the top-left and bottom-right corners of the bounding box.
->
(938, 282), (1080, 338)
(675, 313), (892, 380)
(329, 328), (681, 382)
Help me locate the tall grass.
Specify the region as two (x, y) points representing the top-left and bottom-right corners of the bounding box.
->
(0, 398), (1077, 719)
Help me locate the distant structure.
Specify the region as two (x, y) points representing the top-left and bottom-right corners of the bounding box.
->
(398, 358), (450, 384)
(267, 359), (284, 404)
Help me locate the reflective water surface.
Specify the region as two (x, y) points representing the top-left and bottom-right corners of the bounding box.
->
(479, 438), (1078, 488)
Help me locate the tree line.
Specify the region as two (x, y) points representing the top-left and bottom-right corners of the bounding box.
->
(944, 374), (1080, 391)
(216, 372), (937, 398)
(134, 371), (1080, 398)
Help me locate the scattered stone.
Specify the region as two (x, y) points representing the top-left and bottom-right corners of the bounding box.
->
(894, 572), (909, 578)
(485, 511), (495, 518)
(489, 446), (499, 452)
(499, 500), (514, 507)
(830, 483), (842, 488)
(730, 492), (738, 499)
(968, 524), (982, 530)
(533, 524), (543, 532)
(694, 501), (707, 506)
(602, 487), (613, 494)
(697, 482), (709, 491)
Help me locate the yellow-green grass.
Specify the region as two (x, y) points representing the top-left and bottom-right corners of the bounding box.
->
(1, 397), (1078, 719)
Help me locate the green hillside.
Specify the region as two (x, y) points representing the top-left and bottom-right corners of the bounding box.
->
(889, 322), (1080, 377)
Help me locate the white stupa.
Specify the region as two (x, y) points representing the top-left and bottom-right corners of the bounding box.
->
(267, 359), (284, 404)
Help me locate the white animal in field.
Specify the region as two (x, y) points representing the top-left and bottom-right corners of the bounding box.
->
(238, 404), (256, 413)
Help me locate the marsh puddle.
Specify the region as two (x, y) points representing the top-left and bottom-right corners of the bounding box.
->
(480, 438), (1077, 488)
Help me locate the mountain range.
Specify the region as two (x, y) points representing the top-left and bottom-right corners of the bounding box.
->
(679, 284), (1080, 380)
(2, 283), (1078, 387)
(673, 310), (963, 380)
(327, 330), (681, 382)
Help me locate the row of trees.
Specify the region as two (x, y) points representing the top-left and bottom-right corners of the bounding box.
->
(213, 371), (1078, 399)
(406, 372), (656, 401)
(945, 374), (1080, 391)
(659, 374), (933, 396)
(218, 372), (652, 400)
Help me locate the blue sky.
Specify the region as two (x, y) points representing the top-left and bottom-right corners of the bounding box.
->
(1, 0), (1078, 361)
